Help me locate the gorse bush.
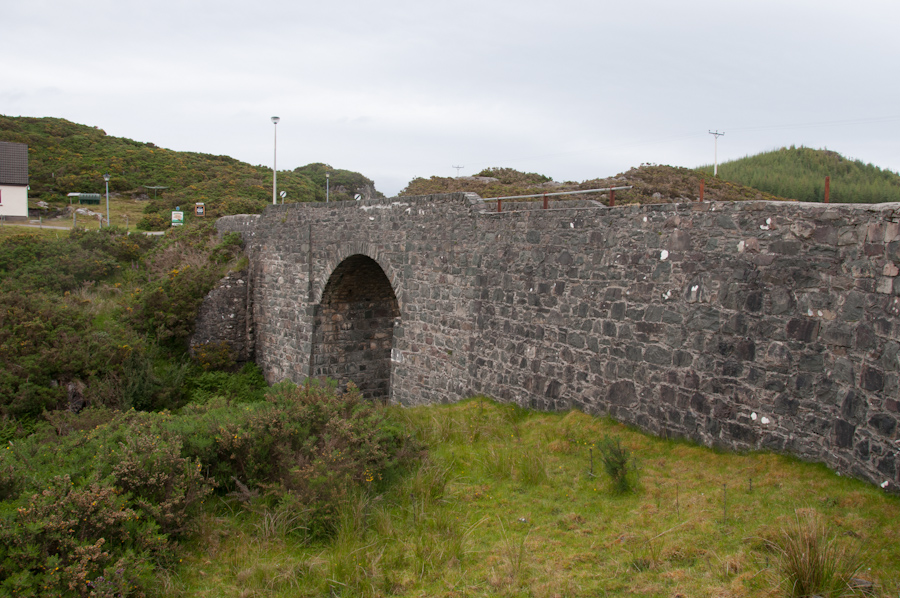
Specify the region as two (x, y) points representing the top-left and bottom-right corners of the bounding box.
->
(0, 381), (421, 596)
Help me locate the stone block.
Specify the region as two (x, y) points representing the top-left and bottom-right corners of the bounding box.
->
(834, 419), (856, 448)
(786, 318), (819, 342)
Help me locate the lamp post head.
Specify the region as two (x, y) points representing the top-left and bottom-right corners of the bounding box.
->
(103, 173), (110, 182)
(271, 116), (280, 124)
(326, 173), (329, 179)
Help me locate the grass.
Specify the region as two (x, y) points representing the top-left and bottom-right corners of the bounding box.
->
(3, 193), (153, 233)
(169, 399), (900, 597)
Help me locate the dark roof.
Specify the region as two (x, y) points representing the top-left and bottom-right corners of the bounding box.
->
(0, 141), (28, 186)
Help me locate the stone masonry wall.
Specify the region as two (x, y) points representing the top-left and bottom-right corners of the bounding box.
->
(215, 194), (900, 491)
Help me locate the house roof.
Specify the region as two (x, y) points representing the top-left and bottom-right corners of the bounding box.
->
(0, 141), (29, 186)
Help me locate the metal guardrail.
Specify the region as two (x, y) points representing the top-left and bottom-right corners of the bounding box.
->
(483, 186), (633, 212)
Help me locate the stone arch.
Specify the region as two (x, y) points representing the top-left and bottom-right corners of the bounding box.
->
(314, 243), (401, 310)
(311, 254), (400, 400)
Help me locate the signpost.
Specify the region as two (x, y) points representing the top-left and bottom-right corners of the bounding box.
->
(171, 207), (184, 227)
(195, 203), (205, 217)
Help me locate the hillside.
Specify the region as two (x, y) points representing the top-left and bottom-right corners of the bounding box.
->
(0, 115), (383, 225)
(400, 165), (790, 204)
(698, 146), (900, 203)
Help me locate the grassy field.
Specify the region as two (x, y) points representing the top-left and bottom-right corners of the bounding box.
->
(169, 399), (900, 598)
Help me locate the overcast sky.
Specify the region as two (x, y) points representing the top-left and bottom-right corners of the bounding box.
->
(3, 0), (899, 197)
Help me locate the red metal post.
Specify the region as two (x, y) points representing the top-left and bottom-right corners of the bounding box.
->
(824, 176), (830, 204)
(609, 189), (616, 207)
(700, 179), (705, 202)
(543, 192), (548, 209)
(497, 198), (502, 213)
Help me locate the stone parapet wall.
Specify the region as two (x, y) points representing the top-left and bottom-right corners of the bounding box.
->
(212, 195), (900, 490)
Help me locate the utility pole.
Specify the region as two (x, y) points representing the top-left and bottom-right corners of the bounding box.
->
(709, 130), (724, 176)
(452, 165), (464, 178)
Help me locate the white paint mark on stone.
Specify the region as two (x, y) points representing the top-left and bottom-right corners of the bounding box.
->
(570, 222), (574, 228)
(817, 310), (823, 317)
(881, 480), (890, 489)
(660, 249), (669, 260)
(643, 216), (648, 222)
(663, 290), (672, 300)
(761, 416), (770, 425)
(751, 412), (758, 421)
(807, 309), (814, 316)
(369, 217), (375, 221)
(738, 240), (745, 253)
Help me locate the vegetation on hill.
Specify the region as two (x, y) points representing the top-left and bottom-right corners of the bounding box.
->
(399, 164), (790, 205)
(698, 146), (900, 203)
(0, 115), (383, 229)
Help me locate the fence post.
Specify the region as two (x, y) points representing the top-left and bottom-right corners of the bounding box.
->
(609, 189), (616, 207)
(824, 176), (830, 204)
(700, 179), (705, 202)
(497, 198), (502, 213)
(543, 192), (548, 209)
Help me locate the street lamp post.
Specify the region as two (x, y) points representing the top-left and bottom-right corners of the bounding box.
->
(326, 173), (330, 203)
(271, 116), (280, 205)
(103, 173), (110, 227)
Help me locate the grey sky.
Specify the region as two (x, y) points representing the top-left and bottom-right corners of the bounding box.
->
(3, 0), (898, 197)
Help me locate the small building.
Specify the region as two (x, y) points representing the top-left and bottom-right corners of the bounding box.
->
(0, 141), (29, 220)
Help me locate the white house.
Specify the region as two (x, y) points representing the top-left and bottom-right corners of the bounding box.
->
(0, 141), (29, 220)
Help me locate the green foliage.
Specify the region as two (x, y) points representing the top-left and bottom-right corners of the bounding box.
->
(597, 435), (639, 494)
(192, 381), (421, 538)
(130, 263), (221, 347)
(129, 223), (238, 349)
(136, 213), (168, 231)
(0, 115), (383, 215)
(293, 163), (384, 203)
(0, 221), (245, 420)
(475, 166), (552, 185)
(0, 289), (133, 418)
(184, 362), (267, 403)
(0, 382), (420, 596)
(698, 146), (900, 203)
(0, 408), (214, 596)
(767, 510), (867, 597)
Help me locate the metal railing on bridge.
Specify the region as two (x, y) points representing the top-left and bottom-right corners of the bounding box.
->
(484, 186), (633, 212)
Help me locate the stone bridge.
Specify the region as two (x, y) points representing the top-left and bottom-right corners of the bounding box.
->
(198, 193), (900, 490)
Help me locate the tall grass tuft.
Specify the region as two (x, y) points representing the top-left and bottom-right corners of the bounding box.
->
(516, 450), (549, 486)
(768, 510), (867, 598)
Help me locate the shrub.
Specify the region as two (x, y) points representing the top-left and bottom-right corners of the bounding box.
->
(136, 213), (168, 231)
(195, 381), (422, 538)
(130, 263), (222, 347)
(0, 475), (160, 597)
(0, 290), (131, 419)
(190, 340), (237, 371)
(597, 436), (639, 494)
